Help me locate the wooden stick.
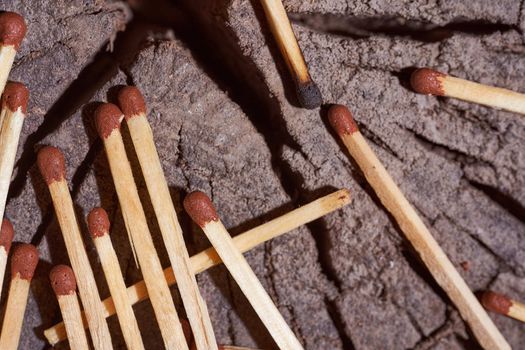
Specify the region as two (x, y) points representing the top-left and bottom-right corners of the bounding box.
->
(481, 290), (525, 324)
(37, 146), (113, 350)
(259, 0), (321, 109)
(0, 12), (26, 95)
(88, 207), (145, 350)
(95, 103), (188, 350)
(0, 244), (38, 350)
(411, 68), (525, 115)
(328, 105), (510, 350)
(0, 82), (29, 221)
(219, 346), (260, 350)
(44, 188), (351, 345)
(118, 86), (217, 350)
(50, 265), (90, 350)
(184, 191), (304, 350)
(0, 218), (14, 299)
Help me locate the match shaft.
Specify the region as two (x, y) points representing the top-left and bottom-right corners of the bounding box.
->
(0, 12), (26, 94)
(0, 46), (16, 95)
(481, 291), (525, 324)
(0, 277), (30, 350)
(56, 294), (90, 350)
(44, 189), (350, 345)
(0, 218), (14, 300)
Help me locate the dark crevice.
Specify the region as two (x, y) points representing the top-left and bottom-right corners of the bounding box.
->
(325, 297), (356, 350)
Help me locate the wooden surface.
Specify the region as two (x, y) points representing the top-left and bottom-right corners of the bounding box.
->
(0, 277), (30, 350)
(0, 46), (16, 95)
(57, 293), (90, 350)
(508, 300), (525, 323)
(0, 247), (7, 301)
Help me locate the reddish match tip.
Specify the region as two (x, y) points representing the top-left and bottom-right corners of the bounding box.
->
(480, 290), (512, 315)
(1, 81), (29, 114)
(0, 12), (27, 49)
(50, 265), (77, 296)
(183, 191), (219, 227)
(37, 146), (66, 185)
(117, 86), (146, 120)
(94, 103), (123, 139)
(11, 243), (38, 281)
(410, 68), (446, 96)
(327, 105), (359, 136)
(0, 219), (14, 253)
(87, 207), (110, 238)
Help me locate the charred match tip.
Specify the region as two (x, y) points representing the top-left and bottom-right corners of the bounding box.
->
(1, 81), (29, 114)
(183, 191), (219, 227)
(94, 103), (123, 139)
(0, 12), (27, 50)
(0, 218), (14, 253)
(37, 146), (66, 185)
(50, 265), (77, 296)
(11, 243), (38, 281)
(87, 207), (110, 238)
(117, 86), (146, 120)
(296, 80), (323, 109)
(410, 68), (446, 96)
(327, 104), (359, 136)
(480, 290), (513, 315)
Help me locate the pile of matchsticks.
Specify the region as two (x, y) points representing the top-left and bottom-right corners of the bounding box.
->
(1, 2), (525, 350)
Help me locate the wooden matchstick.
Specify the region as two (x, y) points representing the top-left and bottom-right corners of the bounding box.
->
(0, 244), (38, 350)
(37, 146), (113, 350)
(0, 218), (14, 299)
(259, 0), (322, 109)
(94, 103), (188, 350)
(219, 347), (260, 350)
(88, 207), (145, 350)
(118, 86), (217, 350)
(0, 12), (26, 95)
(50, 265), (89, 350)
(411, 68), (525, 115)
(44, 188), (351, 345)
(184, 191), (304, 350)
(481, 290), (525, 324)
(328, 105), (510, 350)
(0, 82), (29, 220)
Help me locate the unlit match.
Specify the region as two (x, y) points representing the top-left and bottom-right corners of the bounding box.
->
(184, 191), (304, 350)
(328, 105), (510, 350)
(411, 68), (525, 116)
(481, 291), (525, 324)
(0, 244), (38, 350)
(0, 12), (26, 94)
(0, 218), (14, 299)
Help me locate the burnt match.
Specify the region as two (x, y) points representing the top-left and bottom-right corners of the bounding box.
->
(328, 105), (510, 350)
(184, 191), (304, 350)
(0, 12), (26, 94)
(0, 218), (14, 299)
(411, 68), (525, 115)
(481, 291), (525, 324)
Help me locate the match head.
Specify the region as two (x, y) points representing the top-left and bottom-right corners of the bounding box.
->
(480, 290), (512, 315)
(0, 218), (14, 253)
(94, 103), (123, 139)
(296, 80), (323, 109)
(87, 207), (110, 238)
(37, 146), (66, 185)
(183, 191), (219, 227)
(1, 81), (29, 114)
(50, 265), (77, 296)
(117, 86), (146, 120)
(327, 104), (359, 136)
(410, 68), (446, 96)
(0, 12), (27, 50)
(11, 243), (39, 280)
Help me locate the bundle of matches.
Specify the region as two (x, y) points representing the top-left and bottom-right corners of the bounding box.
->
(0, 12), (26, 94)
(0, 218), (14, 299)
(327, 105), (510, 350)
(481, 291), (525, 324)
(411, 68), (525, 115)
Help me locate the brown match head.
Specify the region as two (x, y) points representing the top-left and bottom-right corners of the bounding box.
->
(87, 207), (110, 238)
(50, 265), (76, 296)
(11, 243), (39, 281)
(183, 191), (219, 227)
(410, 68), (446, 96)
(0, 219), (14, 254)
(1, 81), (29, 114)
(327, 104), (359, 136)
(480, 290), (512, 315)
(37, 146), (66, 185)
(0, 12), (27, 50)
(296, 80), (323, 109)
(94, 103), (123, 139)
(117, 86), (146, 120)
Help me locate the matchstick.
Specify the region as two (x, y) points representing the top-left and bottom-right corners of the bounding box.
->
(259, 0), (322, 109)
(118, 86), (217, 350)
(481, 291), (525, 324)
(328, 104), (510, 350)
(88, 207), (145, 350)
(0, 218), (14, 299)
(0, 244), (38, 350)
(219, 347), (260, 350)
(411, 68), (525, 115)
(95, 103), (188, 350)
(37, 146), (113, 350)
(184, 191), (304, 350)
(0, 82), (29, 220)
(44, 188), (351, 345)
(0, 12), (26, 95)
(50, 265), (89, 350)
